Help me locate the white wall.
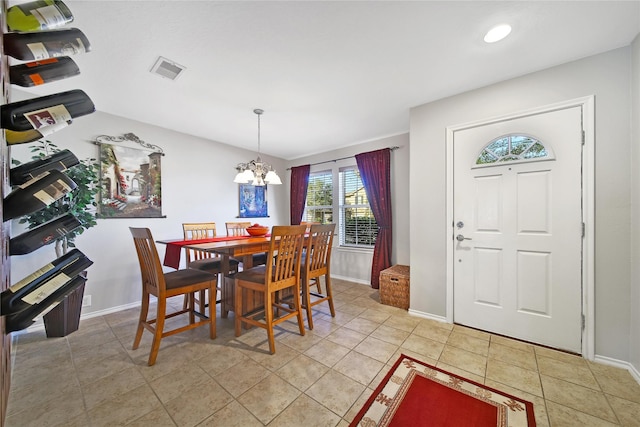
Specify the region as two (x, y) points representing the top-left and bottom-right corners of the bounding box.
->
(410, 47), (633, 361)
(9, 111), (290, 315)
(287, 133), (410, 283)
(630, 34), (640, 373)
(9, 47), (636, 370)
(9, 109), (403, 320)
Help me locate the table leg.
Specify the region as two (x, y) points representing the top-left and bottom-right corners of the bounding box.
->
(221, 255), (231, 318)
(242, 254), (254, 269)
(221, 254), (260, 320)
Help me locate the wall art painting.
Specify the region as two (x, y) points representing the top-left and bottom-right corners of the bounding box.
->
(96, 133), (165, 218)
(239, 184), (268, 218)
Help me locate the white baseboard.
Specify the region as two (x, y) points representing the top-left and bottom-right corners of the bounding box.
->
(594, 354), (640, 385)
(23, 301), (142, 334)
(17, 286), (640, 390)
(407, 308), (448, 323)
(330, 274), (371, 285)
(22, 276), (370, 335)
(404, 311), (640, 387)
(81, 301), (143, 320)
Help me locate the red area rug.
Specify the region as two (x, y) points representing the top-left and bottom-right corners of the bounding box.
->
(350, 354), (536, 426)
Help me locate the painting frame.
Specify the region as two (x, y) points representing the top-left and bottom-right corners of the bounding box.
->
(238, 184), (269, 218)
(96, 133), (165, 219)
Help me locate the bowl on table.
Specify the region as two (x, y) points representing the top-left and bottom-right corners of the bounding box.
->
(246, 225), (269, 236)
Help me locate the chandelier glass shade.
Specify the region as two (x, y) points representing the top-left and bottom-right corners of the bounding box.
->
(234, 109), (282, 186)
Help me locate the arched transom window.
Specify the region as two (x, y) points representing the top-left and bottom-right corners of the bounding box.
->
(475, 134), (554, 167)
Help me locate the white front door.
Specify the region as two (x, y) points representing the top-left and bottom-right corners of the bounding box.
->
(453, 106), (583, 353)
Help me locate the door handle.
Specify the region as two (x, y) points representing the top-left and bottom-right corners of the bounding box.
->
(456, 234), (472, 242)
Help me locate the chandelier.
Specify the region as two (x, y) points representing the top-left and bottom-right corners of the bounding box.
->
(233, 109), (282, 186)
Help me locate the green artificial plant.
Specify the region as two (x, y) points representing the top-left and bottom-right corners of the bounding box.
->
(11, 140), (100, 257)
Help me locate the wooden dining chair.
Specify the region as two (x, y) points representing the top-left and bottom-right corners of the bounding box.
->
(300, 221), (319, 233)
(299, 221), (321, 291)
(225, 221), (267, 267)
(301, 223), (336, 329)
(233, 224), (307, 354)
(182, 222), (239, 313)
(129, 227), (217, 366)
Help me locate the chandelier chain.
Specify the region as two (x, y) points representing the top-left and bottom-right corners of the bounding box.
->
(233, 108), (281, 186)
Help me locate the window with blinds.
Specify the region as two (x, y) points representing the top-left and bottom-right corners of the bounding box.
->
(304, 171), (333, 224)
(339, 167), (378, 247)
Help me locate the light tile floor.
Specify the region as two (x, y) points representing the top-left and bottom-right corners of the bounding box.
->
(6, 279), (640, 426)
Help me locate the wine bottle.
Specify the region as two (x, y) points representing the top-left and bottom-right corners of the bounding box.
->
(10, 213), (82, 255)
(10, 57), (80, 87)
(5, 275), (87, 332)
(3, 170), (77, 221)
(10, 149), (79, 186)
(3, 28), (91, 61)
(1, 248), (92, 315)
(0, 89), (94, 132)
(4, 120), (72, 145)
(7, 0), (74, 32)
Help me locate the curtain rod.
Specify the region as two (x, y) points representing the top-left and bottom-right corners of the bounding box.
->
(287, 146), (401, 170)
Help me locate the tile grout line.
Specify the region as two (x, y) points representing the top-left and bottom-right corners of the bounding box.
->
(532, 344), (552, 427)
(92, 317), (176, 427)
(8, 282), (637, 427)
(586, 357), (623, 426)
(66, 334), (95, 427)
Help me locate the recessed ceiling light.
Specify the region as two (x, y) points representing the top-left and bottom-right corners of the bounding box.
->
(484, 24), (512, 43)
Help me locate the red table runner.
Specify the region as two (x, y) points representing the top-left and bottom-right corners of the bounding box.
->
(163, 235), (261, 269)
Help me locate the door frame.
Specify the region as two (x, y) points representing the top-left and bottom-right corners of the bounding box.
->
(445, 96), (595, 359)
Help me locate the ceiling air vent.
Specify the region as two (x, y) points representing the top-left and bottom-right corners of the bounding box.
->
(150, 56), (186, 81)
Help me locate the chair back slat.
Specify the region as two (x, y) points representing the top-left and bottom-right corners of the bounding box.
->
(183, 222), (217, 239)
(182, 222), (217, 263)
(269, 225), (306, 285)
(226, 221), (251, 236)
(300, 221), (319, 234)
(299, 223), (337, 330)
(307, 224), (336, 273)
(130, 227), (166, 297)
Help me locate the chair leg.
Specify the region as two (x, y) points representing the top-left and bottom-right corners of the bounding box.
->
(208, 284), (216, 339)
(325, 274), (336, 317)
(295, 286), (306, 337)
(303, 280), (314, 330)
(148, 297), (166, 366)
(234, 281), (243, 337)
(273, 290), (282, 317)
(184, 289), (211, 315)
(264, 289), (276, 354)
(133, 291), (149, 350)
(188, 292), (196, 324)
(198, 289), (207, 316)
(222, 275), (233, 319)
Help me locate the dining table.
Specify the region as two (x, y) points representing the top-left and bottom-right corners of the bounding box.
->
(157, 235), (272, 318)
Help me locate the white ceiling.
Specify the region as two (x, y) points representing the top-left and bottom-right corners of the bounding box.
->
(10, 1), (640, 160)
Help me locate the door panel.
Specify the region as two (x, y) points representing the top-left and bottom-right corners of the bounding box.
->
(453, 106), (582, 353)
(516, 250), (550, 315)
(475, 175), (502, 231)
(517, 171), (551, 233)
(474, 248), (502, 306)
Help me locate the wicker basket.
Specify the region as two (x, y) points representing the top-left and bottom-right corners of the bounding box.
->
(379, 265), (410, 309)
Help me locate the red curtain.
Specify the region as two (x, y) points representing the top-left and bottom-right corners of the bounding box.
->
(356, 148), (392, 289)
(290, 164), (311, 225)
